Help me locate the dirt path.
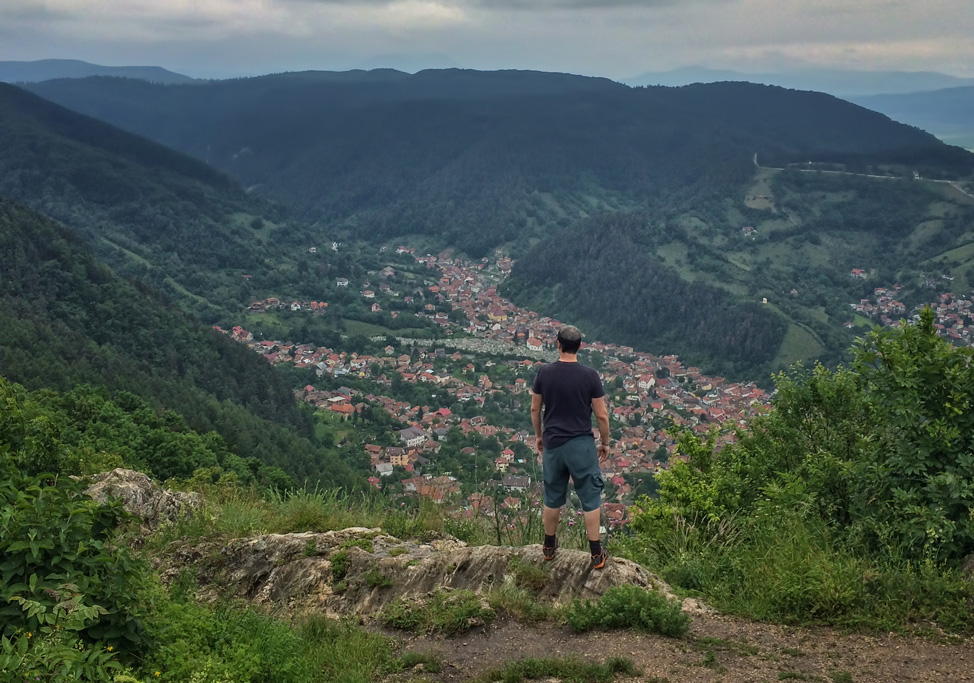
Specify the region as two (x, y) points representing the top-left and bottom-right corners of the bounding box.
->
(396, 614), (974, 682)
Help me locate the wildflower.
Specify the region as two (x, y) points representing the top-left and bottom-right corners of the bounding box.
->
(568, 520), (575, 526)
(107, 646), (113, 652)
(155, 672), (161, 677)
(27, 632), (32, 639)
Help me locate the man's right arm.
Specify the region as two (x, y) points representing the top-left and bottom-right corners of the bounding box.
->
(530, 391), (544, 455)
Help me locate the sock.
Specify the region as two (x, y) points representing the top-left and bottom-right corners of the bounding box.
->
(544, 534), (557, 548)
(589, 539), (602, 555)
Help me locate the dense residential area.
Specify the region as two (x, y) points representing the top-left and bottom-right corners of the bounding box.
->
(218, 251), (772, 522)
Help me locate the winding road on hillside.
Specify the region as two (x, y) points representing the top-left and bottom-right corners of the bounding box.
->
(753, 153), (974, 200)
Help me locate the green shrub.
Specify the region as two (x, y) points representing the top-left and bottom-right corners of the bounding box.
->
(0, 452), (149, 657)
(623, 310), (974, 632)
(0, 590), (121, 683)
(563, 585), (690, 638)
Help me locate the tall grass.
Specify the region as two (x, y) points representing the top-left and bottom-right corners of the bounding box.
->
(151, 479), (599, 551)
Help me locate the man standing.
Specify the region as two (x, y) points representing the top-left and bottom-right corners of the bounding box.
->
(531, 325), (611, 569)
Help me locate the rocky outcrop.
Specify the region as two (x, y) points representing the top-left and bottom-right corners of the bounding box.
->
(86, 468), (201, 529)
(164, 527), (712, 620)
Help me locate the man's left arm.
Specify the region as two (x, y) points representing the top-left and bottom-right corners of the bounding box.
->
(531, 392), (544, 455)
(592, 396), (610, 463)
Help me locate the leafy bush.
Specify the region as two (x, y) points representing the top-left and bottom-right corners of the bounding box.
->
(0, 451), (149, 656)
(625, 309), (974, 631)
(563, 585), (690, 638)
(0, 588), (121, 683)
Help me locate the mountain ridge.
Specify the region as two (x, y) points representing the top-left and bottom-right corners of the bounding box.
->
(0, 58), (195, 84)
(625, 65), (974, 97)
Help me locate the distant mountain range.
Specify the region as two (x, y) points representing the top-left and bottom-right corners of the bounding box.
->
(0, 59), (195, 84)
(25, 70), (971, 258)
(20, 68), (974, 377)
(852, 87), (974, 151)
(625, 66), (974, 97)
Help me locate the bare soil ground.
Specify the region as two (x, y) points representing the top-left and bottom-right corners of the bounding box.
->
(392, 614), (974, 682)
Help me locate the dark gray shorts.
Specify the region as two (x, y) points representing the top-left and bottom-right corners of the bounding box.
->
(542, 436), (604, 512)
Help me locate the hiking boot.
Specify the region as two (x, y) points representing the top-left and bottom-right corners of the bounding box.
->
(590, 546), (608, 570)
(542, 541), (558, 561)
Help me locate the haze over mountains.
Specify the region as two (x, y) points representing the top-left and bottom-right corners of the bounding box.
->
(852, 87), (974, 151)
(0, 59), (195, 84)
(625, 66), (974, 97)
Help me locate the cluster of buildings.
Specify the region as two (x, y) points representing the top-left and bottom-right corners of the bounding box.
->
(855, 286), (974, 344)
(850, 285), (907, 327)
(220, 250), (772, 524)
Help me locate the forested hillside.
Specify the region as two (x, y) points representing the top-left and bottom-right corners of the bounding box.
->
(26, 71), (973, 257)
(0, 82), (323, 321)
(0, 199), (363, 488)
(503, 212), (789, 377)
(505, 169), (974, 377)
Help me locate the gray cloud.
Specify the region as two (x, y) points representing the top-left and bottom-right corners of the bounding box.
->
(468, 0), (711, 7)
(283, 0), (723, 8)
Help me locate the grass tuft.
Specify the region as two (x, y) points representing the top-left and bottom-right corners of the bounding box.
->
(563, 585), (691, 638)
(476, 655), (639, 683)
(380, 589), (495, 635)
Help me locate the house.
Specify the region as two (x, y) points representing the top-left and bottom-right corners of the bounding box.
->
(502, 475), (532, 491)
(375, 463), (394, 477)
(336, 278), (350, 287)
(329, 403), (355, 419)
(399, 426), (426, 449)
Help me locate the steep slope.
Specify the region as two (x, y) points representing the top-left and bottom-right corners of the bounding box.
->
(0, 82), (318, 321)
(25, 71), (974, 257)
(0, 198), (362, 487)
(0, 58), (195, 84)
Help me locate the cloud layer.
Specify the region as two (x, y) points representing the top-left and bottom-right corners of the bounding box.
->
(0, 0), (971, 79)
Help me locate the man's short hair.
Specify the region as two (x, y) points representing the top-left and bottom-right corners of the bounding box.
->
(557, 325), (582, 354)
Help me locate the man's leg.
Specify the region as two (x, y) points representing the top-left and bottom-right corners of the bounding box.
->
(566, 437), (607, 569)
(543, 505), (562, 537)
(541, 443), (569, 560)
(583, 507), (601, 543)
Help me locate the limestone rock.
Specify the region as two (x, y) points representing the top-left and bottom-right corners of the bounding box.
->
(86, 468), (201, 529)
(169, 527), (705, 620)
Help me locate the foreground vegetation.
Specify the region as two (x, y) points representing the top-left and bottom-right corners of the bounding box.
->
(621, 307), (974, 633)
(4, 308), (974, 681)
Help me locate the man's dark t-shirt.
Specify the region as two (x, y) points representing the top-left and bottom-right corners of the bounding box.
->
(532, 361), (605, 450)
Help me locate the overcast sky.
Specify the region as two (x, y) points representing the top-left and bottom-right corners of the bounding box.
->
(0, 0), (971, 80)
